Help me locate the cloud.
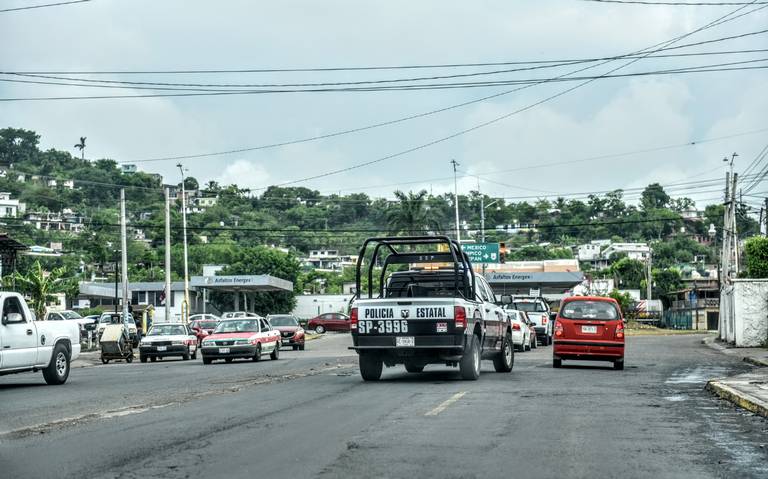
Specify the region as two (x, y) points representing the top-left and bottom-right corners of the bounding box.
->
(216, 160), (271, 190)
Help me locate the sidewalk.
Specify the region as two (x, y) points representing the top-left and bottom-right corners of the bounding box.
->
(702, 335), (768, 418)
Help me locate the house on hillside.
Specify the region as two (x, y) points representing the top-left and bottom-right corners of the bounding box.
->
(0, 192), (25, 218)
(301, 249), (357, 272)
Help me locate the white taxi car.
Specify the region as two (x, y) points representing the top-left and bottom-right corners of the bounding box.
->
(139, 323), (198, 362)
(506, 309), (534, 352)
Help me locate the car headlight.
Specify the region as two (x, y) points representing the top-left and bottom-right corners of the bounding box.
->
(171, 340), (184, 346)
(234, 339), (249, 345)
(203, 338), (215, 344)
(295, 328), (304, 336)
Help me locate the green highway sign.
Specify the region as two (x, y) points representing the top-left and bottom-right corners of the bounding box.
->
(462, 243), (500, 264)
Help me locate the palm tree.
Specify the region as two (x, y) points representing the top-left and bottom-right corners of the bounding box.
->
(74, 136), (86, 160)
(5, 261), (67, 319)
(387, 190), (438, 235)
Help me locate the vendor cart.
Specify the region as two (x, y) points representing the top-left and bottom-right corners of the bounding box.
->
(100, 323), (134, 364)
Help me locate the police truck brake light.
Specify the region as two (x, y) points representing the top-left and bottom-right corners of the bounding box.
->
(454, 306), (466, 329)
(350, 308), (358, 331)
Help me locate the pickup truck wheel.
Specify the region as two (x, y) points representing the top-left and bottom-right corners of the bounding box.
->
(404, 363), (424, 373)
(43, 344), (70, 385)
(459, 335), (481, 380)
(493, 333), (514, 373)
(270, 343), (280, 360)
(140, 355), (148, 363)
(359, 352), (383, 381)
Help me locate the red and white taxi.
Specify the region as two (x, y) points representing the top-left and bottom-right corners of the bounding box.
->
(200, 317), (281, 364)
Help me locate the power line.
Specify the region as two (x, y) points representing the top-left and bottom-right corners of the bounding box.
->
(3, 61), (767, 99)
(252, 4), (768, 190)
(580, 0), (768, 5)
(6, 47), (768, 90)
(0, 0), (90, 13)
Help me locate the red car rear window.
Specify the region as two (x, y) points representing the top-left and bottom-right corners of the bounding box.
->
(561, 300), (620, 321)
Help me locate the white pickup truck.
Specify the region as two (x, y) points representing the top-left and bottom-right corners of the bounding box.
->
(0, 292), (81, 385)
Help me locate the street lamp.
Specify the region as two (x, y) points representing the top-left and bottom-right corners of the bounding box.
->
(177, 163), (190, 323)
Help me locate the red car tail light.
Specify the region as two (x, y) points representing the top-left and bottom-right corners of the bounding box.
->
(350, 308), (358, 331)
(554, 320), (564, 337)
(512, 322), (521, 331)
(541, 315), (548, 325)
(615, 321), (625, 340)
(454, 306), (467, 329)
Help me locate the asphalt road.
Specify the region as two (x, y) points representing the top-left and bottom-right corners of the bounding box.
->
(1, 333), (767, 479)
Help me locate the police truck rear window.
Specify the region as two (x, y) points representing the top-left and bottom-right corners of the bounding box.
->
(561, 301), (620, 320)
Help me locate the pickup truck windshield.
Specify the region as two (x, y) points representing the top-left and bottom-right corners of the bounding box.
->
(511, 302), (546, 313)
(560, 300), (620, 320)
(61, 311), (82, 320)
(385, 271), (471, 298)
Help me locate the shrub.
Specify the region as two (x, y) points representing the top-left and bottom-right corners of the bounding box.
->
(744, 237), (768, 278)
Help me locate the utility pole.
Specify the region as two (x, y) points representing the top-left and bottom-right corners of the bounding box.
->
(164, 187), (171, 323)
(732, 172), (739, 276)
(120, 189), (129, 320)
(646, 250), (652, 302)
(177, 164), (190, 323)
(451, 159), (461, 242)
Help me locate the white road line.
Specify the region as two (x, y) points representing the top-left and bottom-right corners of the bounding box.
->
(425, 391), (467, 416)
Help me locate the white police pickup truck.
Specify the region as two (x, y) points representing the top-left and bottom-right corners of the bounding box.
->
(0, 292), (81, 385)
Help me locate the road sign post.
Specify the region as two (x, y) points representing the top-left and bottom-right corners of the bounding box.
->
(462, 243), (500, 264)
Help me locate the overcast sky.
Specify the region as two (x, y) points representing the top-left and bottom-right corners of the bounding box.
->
(1, 0), (766, 209)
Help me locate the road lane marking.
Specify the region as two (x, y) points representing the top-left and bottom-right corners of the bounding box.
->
(425, 391), (467, 416)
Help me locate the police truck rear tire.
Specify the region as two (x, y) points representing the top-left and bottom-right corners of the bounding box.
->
(459, 335), (481, 380)
(493, 333), (514, 373)
(359, 352), (383, 381)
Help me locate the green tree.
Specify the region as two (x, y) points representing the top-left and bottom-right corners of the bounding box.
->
(640, 183), (671, 211)
(744, 237), (768, 278)
(609, 257), (645, 289)
(387, 190), (438, 234)
(608, 289), (633, 317)
(4, 261), (67, 319)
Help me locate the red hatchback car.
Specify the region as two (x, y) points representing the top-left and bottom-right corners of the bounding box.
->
(553, 296), (625, 370)
(307, 312), (350, 334)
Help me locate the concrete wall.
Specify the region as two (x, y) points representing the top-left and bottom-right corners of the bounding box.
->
(719, 280), (768, 347)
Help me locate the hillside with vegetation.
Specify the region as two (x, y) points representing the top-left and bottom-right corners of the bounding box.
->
(0, 127), (761, 309)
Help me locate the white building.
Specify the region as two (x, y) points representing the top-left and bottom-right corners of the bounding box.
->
(0, 192), (24, 218)
(122, 164), (138, 174)
(302, 249), (357, 272)
(576, 243), (602, 262)
(602, 243), (651, 262)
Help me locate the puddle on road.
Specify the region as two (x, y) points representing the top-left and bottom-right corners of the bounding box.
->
(663, 395), (688, 402)
(665, 366), (729, 384)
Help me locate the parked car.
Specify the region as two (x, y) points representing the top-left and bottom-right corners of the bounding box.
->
(139, 323), (198, 362)
(307, 312), (350, 334)
(200, 317), (280, 364)
(553, 296), (625, 370)
(45, 310), (98, 339)
(0, 292), (81, 385)
(504, 296), (553, 346)
(189, 317), (220, 346)
(267, 314), (305, 350)
(97, 312), (139, 347)
(505, 309), (532, 352)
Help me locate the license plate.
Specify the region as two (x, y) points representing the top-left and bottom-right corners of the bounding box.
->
(582, 325), (597, 334)
(396, 336), (415, 347)
(436, 322), (447, 333)
(156, 346), (167, 351)
(358, 319), (409, 334)
(219, 347), (230, 354)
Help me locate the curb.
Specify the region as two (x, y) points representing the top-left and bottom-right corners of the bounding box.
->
(706, 379), (768, 419)
(744, 356), (768, 368)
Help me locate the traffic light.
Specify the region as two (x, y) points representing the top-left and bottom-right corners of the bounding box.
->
(499, 242), (506, 263)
